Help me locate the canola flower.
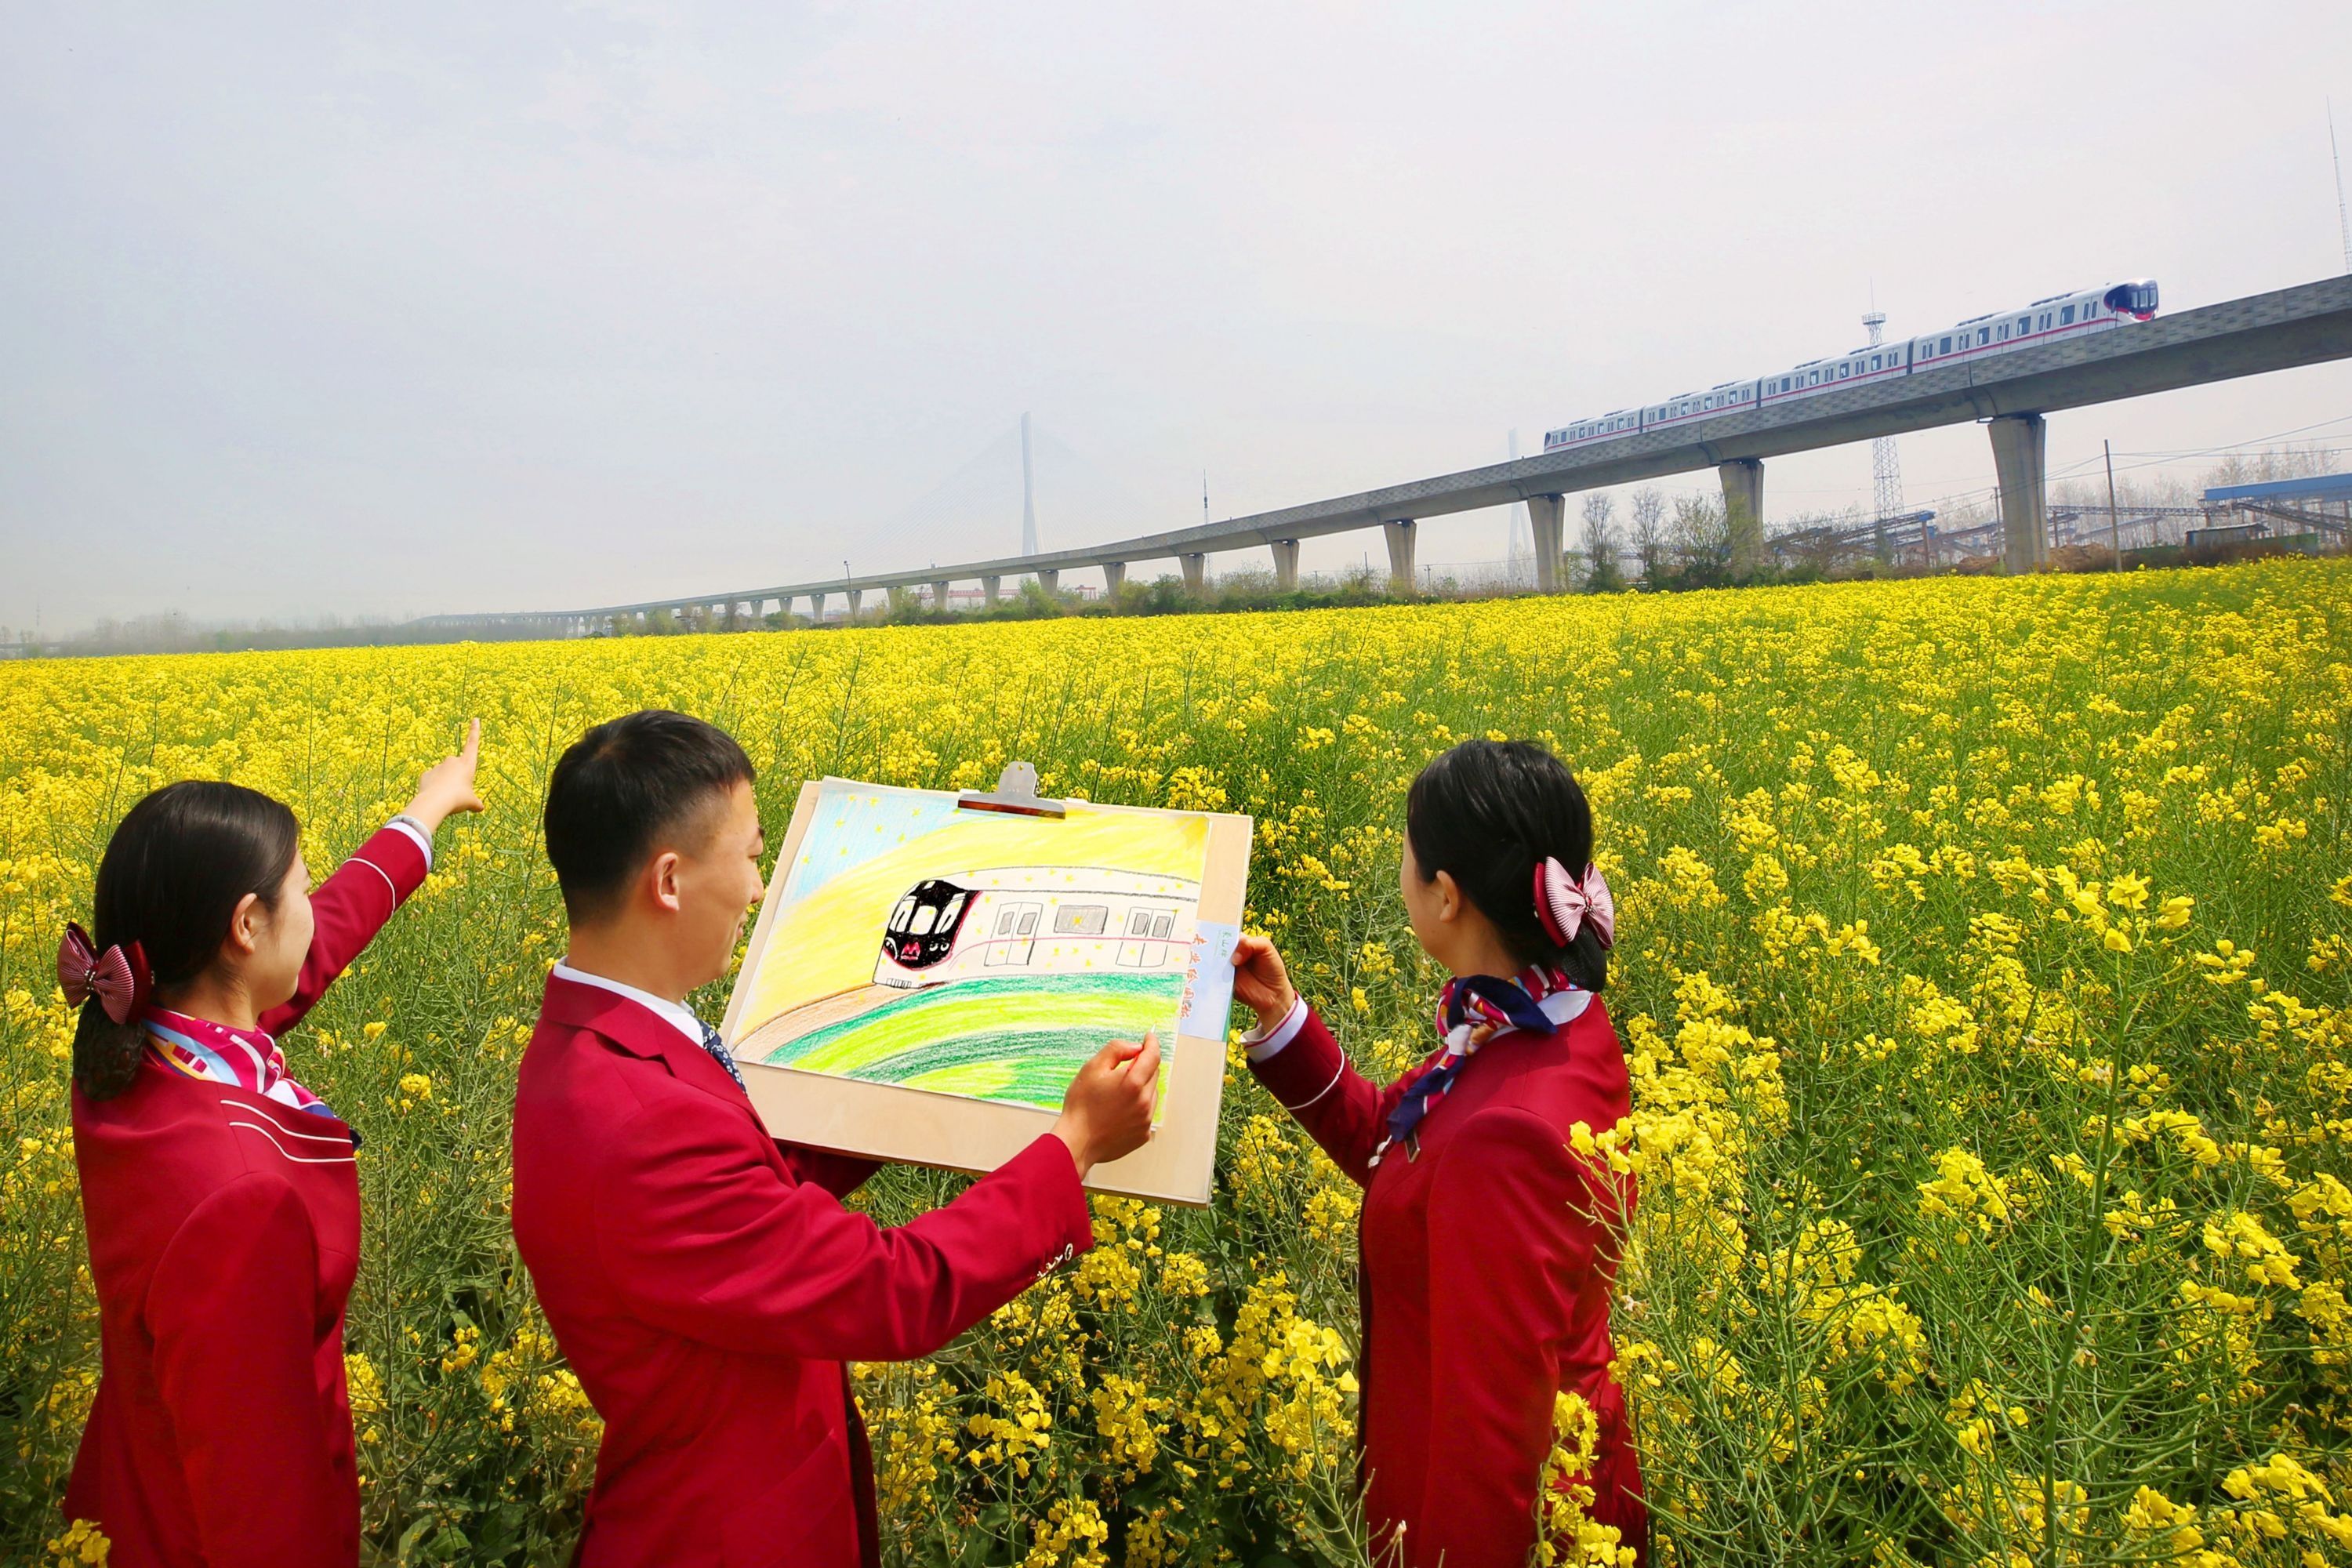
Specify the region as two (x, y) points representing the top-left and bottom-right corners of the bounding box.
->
(2, 557), (2350, 1566)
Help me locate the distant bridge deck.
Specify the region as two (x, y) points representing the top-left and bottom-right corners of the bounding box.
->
(415, 274), (2352, 630)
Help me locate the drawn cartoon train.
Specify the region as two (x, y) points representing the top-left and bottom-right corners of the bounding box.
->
(875, 868), (1200, 989)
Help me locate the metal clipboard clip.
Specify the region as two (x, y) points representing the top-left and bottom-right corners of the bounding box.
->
(955, 760), (1068, 820)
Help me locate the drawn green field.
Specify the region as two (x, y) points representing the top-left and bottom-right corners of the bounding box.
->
(754, 971), (1183, 1109)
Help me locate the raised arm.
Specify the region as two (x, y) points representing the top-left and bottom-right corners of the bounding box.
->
(1244, 1001), (1407, 1186)
(262, 720), (483, 1034)
(147, 1175), (350, 1568)
(597, 1100), (1095, 1363)
(1232, 933), (1410, 1185)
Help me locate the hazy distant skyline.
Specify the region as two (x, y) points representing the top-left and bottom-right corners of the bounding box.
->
(5, 2), (2351, 634)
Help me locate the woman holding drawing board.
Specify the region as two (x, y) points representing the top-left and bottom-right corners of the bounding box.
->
(1230, 738), (1646, 1567)
(509, 710), (1160, 1568)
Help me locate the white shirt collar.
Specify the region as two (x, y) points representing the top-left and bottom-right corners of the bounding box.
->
(1537, 988), (1594, 1027)
(551, 960), (708, 1050)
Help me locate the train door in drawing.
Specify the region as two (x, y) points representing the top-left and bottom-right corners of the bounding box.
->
(986, 902), (1044, 966)
(1115, 904), (1181, 968)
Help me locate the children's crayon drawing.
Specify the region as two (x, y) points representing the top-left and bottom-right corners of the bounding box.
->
(728, 779), (1240, 1114)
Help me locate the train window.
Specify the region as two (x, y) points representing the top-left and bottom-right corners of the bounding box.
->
(1940, 336), (1952, 353)
(1017, 911), (1038, 937)
(941, 893), (967, 927)
(1838, 363), (1849, 378)
(1869, 354), (1880, 370)
(1978, 328), (1990, 345)
(888, 897), (916, 934)
(905, 904), (935, 935)
(1054, 905), (1109, 935)
(2061, 305), (2074, 324)
(995, 909), (1016, 936)
(1151, 913), (1174, 939)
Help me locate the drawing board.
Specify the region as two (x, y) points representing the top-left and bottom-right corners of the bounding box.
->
(720, 775), (1252, 1204)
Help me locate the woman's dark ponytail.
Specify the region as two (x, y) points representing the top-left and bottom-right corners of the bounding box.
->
(74, 782), (301, 1101)
(1404, 739), (1607, 992)
(71, 1005), (146, 1102)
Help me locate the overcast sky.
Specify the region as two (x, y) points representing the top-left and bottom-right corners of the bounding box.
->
(5, 1), (2351, 633)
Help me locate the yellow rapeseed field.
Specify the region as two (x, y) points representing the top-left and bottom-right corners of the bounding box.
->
(5, 559), (2350, 1566)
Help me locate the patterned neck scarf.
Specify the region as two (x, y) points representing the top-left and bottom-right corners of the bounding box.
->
(1369, 964), (1579, 1168)
(144, 1007), (343, 1124)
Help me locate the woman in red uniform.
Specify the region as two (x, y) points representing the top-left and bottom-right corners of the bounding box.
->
(61, 724), (483, 1568)
(1230, 738), (1643, 1567)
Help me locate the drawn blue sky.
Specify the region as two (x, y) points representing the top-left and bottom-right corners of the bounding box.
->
(774, 779), (961, 911)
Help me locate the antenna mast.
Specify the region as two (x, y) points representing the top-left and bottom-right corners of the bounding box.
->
(2333, 100), (2352, 275)
(1864, 308), (1904, 562)
(1020, 412), (1038, 558)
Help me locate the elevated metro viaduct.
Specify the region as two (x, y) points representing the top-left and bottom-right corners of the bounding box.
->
(416, 275), (2352, 637)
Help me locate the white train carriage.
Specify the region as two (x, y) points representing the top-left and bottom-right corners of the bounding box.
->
(1759, 339), (1911, 406)
(875, 868), (1200, 989)
(1540, 278), (2158, 449)
(1911, 280), (2158, 369)
(1542, 408), (1641, 452)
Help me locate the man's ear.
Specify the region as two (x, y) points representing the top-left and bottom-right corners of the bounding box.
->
(225, 891), (263, 956)
(648, 849), (684, 914)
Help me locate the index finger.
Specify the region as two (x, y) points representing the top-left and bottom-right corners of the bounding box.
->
(460, 717), (481, 757)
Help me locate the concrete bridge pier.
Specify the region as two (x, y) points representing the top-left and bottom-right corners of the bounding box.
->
(1181, 554), (1207, 595)
(1383, 519), (1417, 594)
(847, 589), (862, 619)
(1102, 561), (1127, 595)
(1272, 539), (1301, 591)
(809, 592), (826, 622)
(1989, 412), (2049, 573)
(982, 575), (1001, 606)
(1719, 459), (1764, 575)
(1037, 568), (1058, 593)
(931, 581), (950, 612)
(1527, 495), (1566, 591)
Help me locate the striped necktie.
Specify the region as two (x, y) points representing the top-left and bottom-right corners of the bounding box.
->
(697, 1019), (750, 1094)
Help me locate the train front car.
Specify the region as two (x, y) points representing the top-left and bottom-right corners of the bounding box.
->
(2106, 279), (2159, 321)
(1911, 278), (2161, 372)
(878, 878), (975, 985)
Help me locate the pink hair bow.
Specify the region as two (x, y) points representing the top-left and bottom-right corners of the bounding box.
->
(58, 923), (150, 1025)
(1533, 857), (1614, 951)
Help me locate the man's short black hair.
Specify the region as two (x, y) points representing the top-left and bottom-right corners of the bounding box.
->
(544, 710), (755, 923)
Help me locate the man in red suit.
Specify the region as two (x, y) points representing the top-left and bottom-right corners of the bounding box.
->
(511, 710), (1158, 1568)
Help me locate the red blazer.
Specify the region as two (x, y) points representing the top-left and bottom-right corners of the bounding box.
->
(66, 826), (430, 1568)
(1250, 999), (1644, 1568)
(511, 973), (1098, 1568)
